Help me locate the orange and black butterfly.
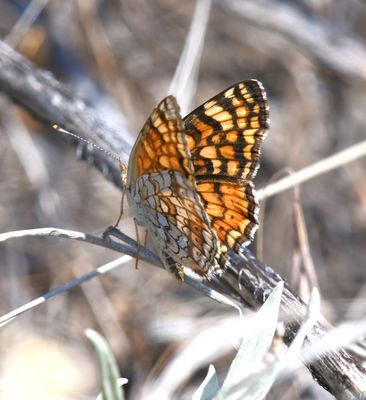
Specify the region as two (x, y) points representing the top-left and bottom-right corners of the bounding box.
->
(125, 80), (269, 279)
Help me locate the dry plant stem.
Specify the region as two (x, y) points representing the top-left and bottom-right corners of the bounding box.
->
(4, 0), (49, 48)
(168, 0), (212, 115)
(292, 192), (320, 299)
(257, 139), (366, 201)
(0, 227), (159, 266)
(0, 42), (365, 399)
(256, 168), (295, 260)
(0, 227), (233, 324)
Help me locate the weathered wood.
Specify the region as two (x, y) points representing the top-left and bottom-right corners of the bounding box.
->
(0, 40), (130, 189)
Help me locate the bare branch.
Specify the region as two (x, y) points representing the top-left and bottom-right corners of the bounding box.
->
(220, 251), (366, 399)
(0, 40), (130, 189)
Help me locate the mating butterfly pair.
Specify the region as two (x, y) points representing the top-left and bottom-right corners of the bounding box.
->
(125, 80), (269, 280)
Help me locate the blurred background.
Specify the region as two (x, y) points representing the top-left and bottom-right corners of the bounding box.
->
(0, 0), (365, 399)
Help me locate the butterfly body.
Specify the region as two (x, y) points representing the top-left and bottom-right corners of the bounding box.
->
(125, 80), (269, 279)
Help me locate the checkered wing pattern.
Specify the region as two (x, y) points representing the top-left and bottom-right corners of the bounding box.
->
(130, 171), (222, 277)
(127, 96), (194, 186)
(126, 97), (223, 278)
(184, 80), (269, 251)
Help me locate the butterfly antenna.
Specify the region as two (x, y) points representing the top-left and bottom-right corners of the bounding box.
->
(52, 124), (121, 162)
(52, 124), (128, 185)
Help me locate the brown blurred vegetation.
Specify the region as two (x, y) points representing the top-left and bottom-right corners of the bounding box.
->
(0, 0), (365, 399)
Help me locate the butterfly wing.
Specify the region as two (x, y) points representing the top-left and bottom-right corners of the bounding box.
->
(126, 97), (224, 277)
(132, 171), (222, 277)
(184, 80), (269, 251)
(127, 95), (194, 186)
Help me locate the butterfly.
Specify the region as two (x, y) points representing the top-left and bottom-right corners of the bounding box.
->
(125, 80), (269, 280)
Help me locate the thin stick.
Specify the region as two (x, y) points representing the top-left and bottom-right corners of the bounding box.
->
(0, 255), (131, 327)
(257, 139), (366, 201)
(168, 0), (212, 115)
(256, 168), (295, 260)
(0, 227), (159, 266)
(5, 0), (49, 48)
(0, 227), (239, 325)
(292, 187), (320, 301)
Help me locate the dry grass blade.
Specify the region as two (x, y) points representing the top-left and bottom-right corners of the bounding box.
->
(0, 251), (131, 326)
(168, 0), (212, 115)
(291, 188), (320, 302)
(0, 227), (239, 327)
(257, 139), (366, 201)
(4, 0), (49, 48)
(221, 0), (366, 82)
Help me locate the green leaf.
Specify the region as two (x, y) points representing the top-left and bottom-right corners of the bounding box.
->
(96, 379), (128, 400)
(215, 281), (284, 400)
(192, 365), (220, 400)
(215, 285), (320, 400)
(243, 287), (320, 400)
(85, 329), (125, 400)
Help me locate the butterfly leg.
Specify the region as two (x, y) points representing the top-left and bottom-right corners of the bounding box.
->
(176, 265), (185, 282)
(144, 230), (149, 248)
(113, 188), (126, 228)
(134, 217), (141, 270)
(158, 251), (185, 281)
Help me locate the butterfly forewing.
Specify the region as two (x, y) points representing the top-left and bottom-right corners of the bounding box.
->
(184, 80), (269, 183)
(127, 96), (194, 186)
(183, 80), (269, 251)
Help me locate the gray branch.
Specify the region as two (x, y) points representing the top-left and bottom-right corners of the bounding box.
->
(0, 40), (130, 189)
(0, 40), (365, 399)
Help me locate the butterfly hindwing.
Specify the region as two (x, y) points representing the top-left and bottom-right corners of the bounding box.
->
(133, 171), (221, 277)
(196, 180), (259, 251)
